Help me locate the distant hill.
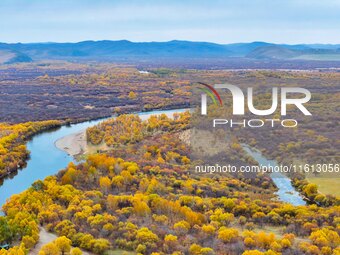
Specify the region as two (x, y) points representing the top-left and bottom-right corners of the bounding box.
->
(221, 41), (275, 57)
(0, 40), (233, 60)
(0, 49), (32, 64)
(0, 40), (339, 63)
(246, 45), (302, 59)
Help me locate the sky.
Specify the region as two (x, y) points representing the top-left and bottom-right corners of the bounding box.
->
(0, 0), (339, 44)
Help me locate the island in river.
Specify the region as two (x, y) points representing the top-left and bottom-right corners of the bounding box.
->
(54, 109), (189, 157)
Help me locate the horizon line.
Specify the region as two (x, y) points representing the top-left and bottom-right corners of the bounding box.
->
(1, 40), (339, 46)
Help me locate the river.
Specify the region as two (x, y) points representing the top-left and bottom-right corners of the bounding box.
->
(0, 109), (188, 208)
(0, 109), (305, 210)
(242, 145), (306, 206)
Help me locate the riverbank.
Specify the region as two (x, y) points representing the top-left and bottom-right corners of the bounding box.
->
(0, 121), (62, 182)
(55, 130), (87, 156)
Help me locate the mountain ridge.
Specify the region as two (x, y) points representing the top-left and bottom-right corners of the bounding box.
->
(0, 40), (339, 63)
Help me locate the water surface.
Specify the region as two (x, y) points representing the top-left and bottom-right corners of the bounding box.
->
(0, 109), (188, 208)
(242, 145), (306, 206)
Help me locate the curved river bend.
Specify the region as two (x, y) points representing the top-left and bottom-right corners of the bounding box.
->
(0, 109), (188, 208)
(0, 108), (305, 209)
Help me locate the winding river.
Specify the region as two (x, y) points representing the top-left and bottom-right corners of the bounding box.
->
(0, 108), (305, 210)
(242, 145), (306, 206)
(0, 109), (188, 208)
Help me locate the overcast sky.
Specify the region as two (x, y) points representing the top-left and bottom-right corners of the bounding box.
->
(1, 0), (339, 44)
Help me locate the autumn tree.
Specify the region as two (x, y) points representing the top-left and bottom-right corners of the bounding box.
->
(128, 91), (137, 99)
(70, 248), (82, 255)
(54, 236), (72, 255)
(39, 242), (59, 255)
(136, 227), (159, 249)
(217, 227), (239, 243)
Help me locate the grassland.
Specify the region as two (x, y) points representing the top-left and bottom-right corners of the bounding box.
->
(307, 177), (340, 196)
